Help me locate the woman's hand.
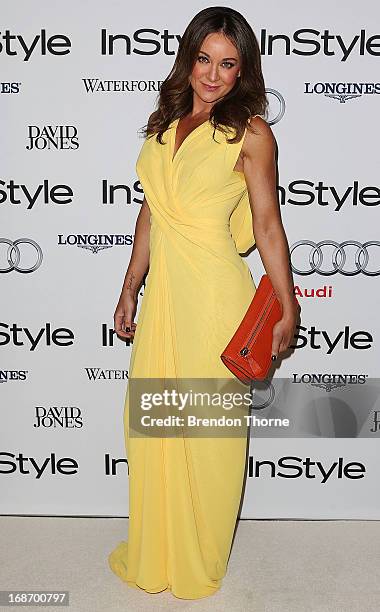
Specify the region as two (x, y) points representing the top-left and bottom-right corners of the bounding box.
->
(271, 302), (300, 360)
(114, 291), (137, 340)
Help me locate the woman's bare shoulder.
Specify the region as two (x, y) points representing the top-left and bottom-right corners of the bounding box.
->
(247, 115), (273, 137)
(243, 115), (276, 160)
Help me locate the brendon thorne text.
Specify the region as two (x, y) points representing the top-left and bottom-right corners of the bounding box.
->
(138, 414), (289, 428)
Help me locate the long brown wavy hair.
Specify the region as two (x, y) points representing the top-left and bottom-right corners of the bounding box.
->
(140, 6), (268, 145)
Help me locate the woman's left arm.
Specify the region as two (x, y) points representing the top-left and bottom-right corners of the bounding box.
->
(242, 116), (300, 358)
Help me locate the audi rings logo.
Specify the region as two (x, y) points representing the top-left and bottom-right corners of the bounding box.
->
(0, 238), (43, 273)
(290, 240), (380, 276)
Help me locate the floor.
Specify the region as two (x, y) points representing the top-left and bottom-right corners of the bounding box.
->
(0, 516), (379, 612)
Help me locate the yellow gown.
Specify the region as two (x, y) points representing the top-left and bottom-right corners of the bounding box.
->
(108, 114), (259, 599)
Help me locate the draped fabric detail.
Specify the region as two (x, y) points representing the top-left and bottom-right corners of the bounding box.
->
(108, 114), (259, 599)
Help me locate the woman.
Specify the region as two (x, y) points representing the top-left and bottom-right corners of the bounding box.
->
(108, 6), (298, 600)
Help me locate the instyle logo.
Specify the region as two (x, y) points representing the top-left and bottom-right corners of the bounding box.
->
(0, 238), (43, 273)
(0, 81), (20, 93)
(0, 323), (75, 351)
(82, 79), (162, 93)
(2, 28), (379, 62)
(0, 452), (78, 478)
(294, 325), (373, 354)
(247, 456), (365, 482)
(0, 179), (73, 209)
(101, 179), (144, 206)
(34, 406), (83, 428)
(85, 368), (129, 381)
(100, 28), (380, 61)
(260, 29), (380, 61)
(0, 29), (71, 61)
(26, 125), (79, 151)
(278, 180), (380, 211)
(0, 369), (28, 383)
(100, 28), (181, 56)
(290, 240), (380, 276)
(58, 234), (134, 253)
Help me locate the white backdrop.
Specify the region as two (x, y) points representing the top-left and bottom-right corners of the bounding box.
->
(1, 0), (380, 519)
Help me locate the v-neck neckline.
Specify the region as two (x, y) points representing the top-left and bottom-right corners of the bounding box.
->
(171, 117), (210, 164)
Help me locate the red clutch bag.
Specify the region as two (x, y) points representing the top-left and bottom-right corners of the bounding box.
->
(220, 274), (300, 383)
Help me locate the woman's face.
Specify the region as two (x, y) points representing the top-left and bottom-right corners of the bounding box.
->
(189, 32), (241, 106)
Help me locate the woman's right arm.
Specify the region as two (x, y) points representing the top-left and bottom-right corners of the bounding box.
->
(114, 197), (151, 340)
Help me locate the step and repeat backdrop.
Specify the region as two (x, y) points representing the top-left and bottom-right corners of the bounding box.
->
(1, 1), (380, 519)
